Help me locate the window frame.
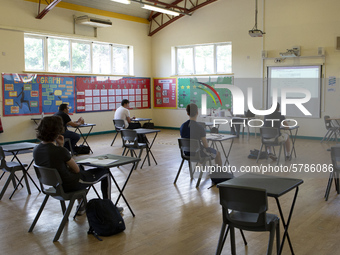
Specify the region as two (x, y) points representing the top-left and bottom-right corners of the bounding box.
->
(24, 33), (132, 76)
(174, 42), (232, 76)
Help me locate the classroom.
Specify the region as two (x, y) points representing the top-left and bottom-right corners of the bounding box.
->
(1, 0), (340, 254)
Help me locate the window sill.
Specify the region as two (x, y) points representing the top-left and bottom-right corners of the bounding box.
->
(23, 70), (133, 77)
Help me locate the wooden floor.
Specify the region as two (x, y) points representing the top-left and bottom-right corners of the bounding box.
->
(1, 129), (340, 255)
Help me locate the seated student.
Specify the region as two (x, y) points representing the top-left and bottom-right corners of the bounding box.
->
(264, 102), (291, 160)
(54, 104), (82, 152)
(227, 108), (243, 138)
(114, 99), (141, 129)
(180, 103), (222, 167)
(33, 116), (120, 215)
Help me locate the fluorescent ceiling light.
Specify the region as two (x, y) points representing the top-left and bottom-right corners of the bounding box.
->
(111, 0), (131, 4)
(141, 4), (180, 16)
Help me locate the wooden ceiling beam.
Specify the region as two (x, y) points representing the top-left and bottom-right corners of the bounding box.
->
(36, 0), (62, 19)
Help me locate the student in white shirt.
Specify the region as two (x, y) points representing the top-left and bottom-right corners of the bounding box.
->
(114, 99), (141, 129)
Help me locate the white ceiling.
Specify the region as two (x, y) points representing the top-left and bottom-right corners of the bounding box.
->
(62, 0), (161, 19)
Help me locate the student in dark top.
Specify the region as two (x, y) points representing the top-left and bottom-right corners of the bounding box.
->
(264, 102), (291, 160)
(180, 103), (222, 166)
(54, 104), (82, 152)
(33, 116), (113, 215)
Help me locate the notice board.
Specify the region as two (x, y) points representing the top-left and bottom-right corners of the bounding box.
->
(177, 76), (233, 109)
(75, 76), (151, 113)
(153, 77), (177, 109)
(2, 73), (75, 116)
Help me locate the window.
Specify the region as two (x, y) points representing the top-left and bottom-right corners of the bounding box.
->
(175, 43), (232, 75)
(24, 34), (132, 75)
(93, 43), (111, 74)
(72, 42), (91, 72)
(24, 36), (44, 71)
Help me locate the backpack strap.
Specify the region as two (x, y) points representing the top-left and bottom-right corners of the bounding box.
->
(88, 227), (103, 241)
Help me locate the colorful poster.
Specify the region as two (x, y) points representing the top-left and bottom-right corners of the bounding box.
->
(76, 76), (151, 113)
(177, 76), (233, 110)
(2, 73), (75, 116)
(153, 78), (177, 109)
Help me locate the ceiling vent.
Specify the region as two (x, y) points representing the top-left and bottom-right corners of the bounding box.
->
(75, 15), (112, 28)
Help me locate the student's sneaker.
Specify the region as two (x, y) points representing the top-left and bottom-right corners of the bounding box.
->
(268, 153), (277, 161)
(76, 204), (86, 216)
(117, 206), (124, 213)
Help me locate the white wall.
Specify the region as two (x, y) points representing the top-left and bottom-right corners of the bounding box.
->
(0, 0), (152, 143)
(151, 0), (340, 137)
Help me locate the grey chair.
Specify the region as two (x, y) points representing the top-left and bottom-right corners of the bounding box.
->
(111, 119), (125, 146)
(64, 138), (74, 156)
(257, 127), (285, 166)
(28, 165), (87, 242)
(0, 146), (29, 200)
(321, 115), (339, 143)
(121, 129), (149, 169)
(325, 146), (340, 201)
(174, 138), (211, 188)
(215, 185), (280, 255)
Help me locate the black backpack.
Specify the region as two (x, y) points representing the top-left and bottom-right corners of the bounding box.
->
(86, 199), (125, 241)
(74, 145), (91, 154)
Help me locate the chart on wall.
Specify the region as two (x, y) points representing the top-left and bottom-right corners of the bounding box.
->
(75, 76), (151, 113)
(153, 78), (177, 109)
(2, 73), (75, 116)
(177, 76), (233, 110)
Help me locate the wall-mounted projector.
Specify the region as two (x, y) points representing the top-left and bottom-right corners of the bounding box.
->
(75, 16), (112, 28)
(249, 29), (265, 37)
(279, 47), (300, 57)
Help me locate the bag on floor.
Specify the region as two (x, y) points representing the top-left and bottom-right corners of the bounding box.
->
(143, 122), (154, 129)
(74, 145), (90, 154)
(248, 149), (267, 159)
(210, 169), (234, 184)
(86, 199), (125, 241)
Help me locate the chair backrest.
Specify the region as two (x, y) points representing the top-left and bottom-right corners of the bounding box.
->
(113, 119), (125, 131)
(324, 115), (333, 129)
(178, 138), (203, 162)
(219, 185), (268, 227)
(121, 129), (139, 148)
(260, 127), (280, 145)
(0, 147), (6, 169)
(33, 164), (65, 197)
(331, 146), (340, 172)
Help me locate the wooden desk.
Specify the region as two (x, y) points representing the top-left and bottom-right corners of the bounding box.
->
(206, 134), (236, 166)
(219, 173), (303, 255)
(69, 123), (96, 153)
(77, 154), (140, 216)
(134, 128), (161, 168)
(2, 142), (40, 198)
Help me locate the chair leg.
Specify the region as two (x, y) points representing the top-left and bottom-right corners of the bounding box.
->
(276, 220), (280, 255)
(196, 163), (205, 188)
(122, 147), (126, 156)
(240, 229), (247, 245)
(230, 226), (236, 255)
(0, 172), (15, 200)
(188, 161), (194, 179)
(321, 130), (331, 143)
(215, 222), (227, 255)
(136, 148), (143, 169)
(111, 132), (118, 146)
(325, 172), (334, 201)
(28, 195), (50, 232)
(173, 159), (185, 184)
(53, 197), (77, 242)
(267, 223), (276, 255)
(60, 201), (66, 215)
(256, 144), (264, 163)
(276, 144), (283, 166)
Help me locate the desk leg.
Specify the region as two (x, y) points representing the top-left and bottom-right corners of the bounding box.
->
(111, 163), (136, 217)
(224, 139), (234, 166)
(275, 187), (299, 255)
(141, 133), (158, 167)
(10, 153), (31, 197)
(77, 126), (94, 153)
(289, 129), (298, 160)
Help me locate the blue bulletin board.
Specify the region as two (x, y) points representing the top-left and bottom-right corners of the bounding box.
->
(2, 73), (75, 116)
